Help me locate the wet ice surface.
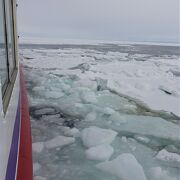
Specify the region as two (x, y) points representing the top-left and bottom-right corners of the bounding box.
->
(20, 43), (180, 180)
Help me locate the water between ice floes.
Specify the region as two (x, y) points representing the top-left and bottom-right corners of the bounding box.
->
(21, 44), (180, 180)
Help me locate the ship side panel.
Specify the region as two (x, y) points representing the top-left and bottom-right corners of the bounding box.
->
(0, 72), (20, 180)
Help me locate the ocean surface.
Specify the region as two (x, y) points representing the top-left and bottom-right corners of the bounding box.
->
(21, 43), (180, 180)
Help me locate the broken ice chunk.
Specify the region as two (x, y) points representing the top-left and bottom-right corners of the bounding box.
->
(42, 114), (62, 122)
(72, 79), (97, 90)
(165, 145), (179, 154)
(60, 83), (71, 92)
(103, 107), (115, 115)
(70, 63), (90, 72)
(134, 135), (150, 144)
(96, 153), (147, 180)
(111, 115), (180, 144)
(32, 142), (44, 153)
(45, 90), (64, 99)
(85, 112), (97, 121)
(109, 112), (127, 124)
(33, 163), (41, 173)
(80, 126), (117, 148)
(45, 136), (75, 149)
(121, 136), (127, 143)
(34, 108), (55, 116)
(170, 68), (180, 77)
(81, 90), (98, 104)
(96, 77), (108, 91)
(85, 144), (114, 161)
(149, 167), (177, 180)
(156, 149), (180, 167)
(33, 86), (45, 92)
(169, 68), (180, 77)
(62, 127), (80, 137)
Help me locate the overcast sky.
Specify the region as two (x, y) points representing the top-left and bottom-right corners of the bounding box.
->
(17, 0), (180, 43)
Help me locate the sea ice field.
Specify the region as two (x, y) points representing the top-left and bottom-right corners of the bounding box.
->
(20, 43), (180, 180)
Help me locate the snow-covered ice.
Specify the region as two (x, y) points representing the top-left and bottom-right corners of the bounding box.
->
(156, 149), (180, 167)
(96, 153), (147, 180)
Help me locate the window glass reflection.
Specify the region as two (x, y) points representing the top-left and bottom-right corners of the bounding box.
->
(5, 0), (15, 75)
(0, 0), (8, 90)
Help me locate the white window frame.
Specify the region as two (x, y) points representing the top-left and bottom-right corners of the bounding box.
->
(1, 0), (18, 113)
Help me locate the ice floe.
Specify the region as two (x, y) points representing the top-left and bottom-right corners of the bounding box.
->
(85, 144), (114, 161)
(103, 107), (115, 115)
(45, 90), (64, 99)
(34, 108), (55, 116)
(134, 135), (151, 144)
(72, 79), (97, 90)
(45, 136), (75, 149)
(32, 142), (44, 153)
(85, 112), (97, 121)
(149, 167), (177, 180)
(33, 163), (41, 173)
(96, 153), (147, 180)
(61, 127), (80, 137)
(80, 90), (98, 104)
(109, 115), (180, 144)
(80, 126), (117, 148)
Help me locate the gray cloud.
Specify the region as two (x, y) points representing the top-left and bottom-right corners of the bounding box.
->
(17, 0), (180, 43)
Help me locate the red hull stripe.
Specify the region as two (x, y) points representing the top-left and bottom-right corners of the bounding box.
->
(16, 67), (33, 180)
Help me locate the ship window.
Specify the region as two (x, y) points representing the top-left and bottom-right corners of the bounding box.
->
(5, 0), (16, 76)
(0, 0), (18, 113)
(0, 0), (9, 94)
